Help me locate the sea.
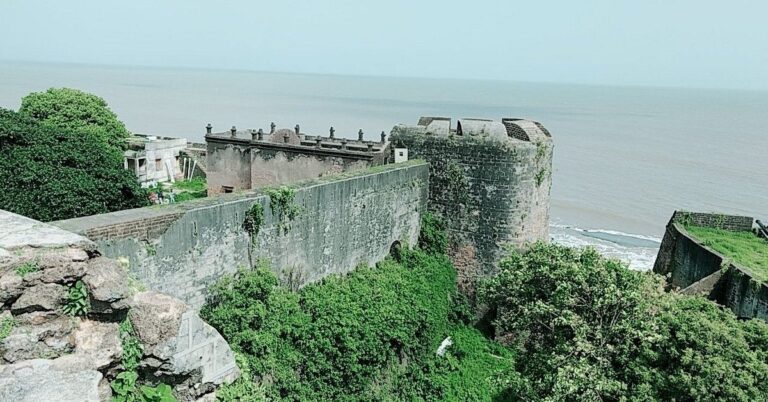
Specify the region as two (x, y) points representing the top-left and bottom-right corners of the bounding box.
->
(1, 61), (767, 270)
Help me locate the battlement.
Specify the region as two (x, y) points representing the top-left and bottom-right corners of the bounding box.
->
(205, 123), (391, 193)
(399, 116), (551, 143)
(205, 123), (389, 156)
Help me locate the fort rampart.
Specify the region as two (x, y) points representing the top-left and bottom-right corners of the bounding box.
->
(653, 211), (767, 320)
(390, 118), (552, 289)
(54, 161), (428, 308)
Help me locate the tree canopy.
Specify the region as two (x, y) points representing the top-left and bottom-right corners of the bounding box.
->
(480, 242), (768, 401)
(0, 108), (148, 221)
(19, 87), (131, 152)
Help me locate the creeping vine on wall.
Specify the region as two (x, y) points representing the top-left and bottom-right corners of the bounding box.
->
(242, 202), (264, 244)
(429, 159), (471, 224)
(535, 168), (549, 187)
(265, 186), (301, 235)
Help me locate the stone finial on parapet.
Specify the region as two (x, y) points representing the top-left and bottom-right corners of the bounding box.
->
(381, 131), (386, 143)
(358, 129), (364, 141)
(295, 124), (300, 135)
(283, 132), (290, 143)
(329, 126), (335, 139)
(230, 126), (237, 138)
(315, 137), (322, 148)
(270, 122), (276, 134)
(206, 123), (212, 135)
(341, 138), (347, 150)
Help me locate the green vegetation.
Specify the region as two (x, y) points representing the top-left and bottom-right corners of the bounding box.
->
(62, 280), (90, 317)
(429, 159), (470, 222)
(685, 225), (768, 281)
(418, 212), (448, 255)
(112, 318), (177, 402)
(481, 242), (768, 401)
(201, 216), (768, 401)
(172, 177), (207, 202)
(242, 202), (264, 242)
(15, 261), (39, 277)
(0, 107), (148, 221)
(264, 186), (300, 234)
(202, 215), (512, 401)
(0, 316), (16, 342)
(19, 87), (131, 152)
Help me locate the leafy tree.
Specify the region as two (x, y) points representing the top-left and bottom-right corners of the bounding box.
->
(0, 108), (148, 221)
(625, 296), (768, 401)
(19, 87), (131, 151)
(480, 242), (768, 401)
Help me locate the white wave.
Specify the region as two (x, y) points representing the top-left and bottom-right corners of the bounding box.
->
(549, 224), (660, 271)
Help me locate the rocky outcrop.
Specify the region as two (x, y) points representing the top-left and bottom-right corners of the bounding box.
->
(0, 210), (238, 401)
(129, 291), (239, 401)
(0, 359), (102, 402)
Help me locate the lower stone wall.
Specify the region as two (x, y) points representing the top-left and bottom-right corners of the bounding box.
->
(653, 211), (767, 320)
(54, 161), (429, 308)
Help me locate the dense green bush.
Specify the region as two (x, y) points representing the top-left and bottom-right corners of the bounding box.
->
(419, 212), (449, 255)
(19, 87), (131, 152)
(202, 226), (768, 401)
(0, 108), (148, 221)
(480, 242), (768, 401)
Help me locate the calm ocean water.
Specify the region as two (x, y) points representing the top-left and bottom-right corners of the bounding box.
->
(2, 61), (767, 269)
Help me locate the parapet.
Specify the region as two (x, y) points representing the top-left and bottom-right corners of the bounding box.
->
(205, 123), (389, 157)
(401, 116), (552, 143)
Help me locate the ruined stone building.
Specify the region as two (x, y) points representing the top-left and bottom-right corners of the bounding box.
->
(123, 134), (188, 186)
(205, 124), (390, 194)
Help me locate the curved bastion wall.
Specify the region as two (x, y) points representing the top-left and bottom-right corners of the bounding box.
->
(653, 211), (768, 320)
(389, 117), (553, 288)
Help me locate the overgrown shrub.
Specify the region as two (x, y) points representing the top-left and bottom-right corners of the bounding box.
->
(0, 108), (148, 221)
(201, 247), (491, 401)
(480, 242), (768, 401)
(419, 213), (448, 255)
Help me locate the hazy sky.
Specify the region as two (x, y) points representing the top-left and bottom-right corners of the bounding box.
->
(1, 0), (766, 89)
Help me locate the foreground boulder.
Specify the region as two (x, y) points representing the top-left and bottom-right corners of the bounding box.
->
(0, 210), (238, 401)
(0, 359), (102, 402)
(130, 291), (239, 401)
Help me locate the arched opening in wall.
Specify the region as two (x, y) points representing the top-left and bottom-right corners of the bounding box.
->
(389, 241), (403, 262)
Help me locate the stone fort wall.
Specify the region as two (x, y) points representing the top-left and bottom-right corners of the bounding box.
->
(653, 211), (767, 320)
(390, 118), (553, 290)
(54, 161), (429, 308)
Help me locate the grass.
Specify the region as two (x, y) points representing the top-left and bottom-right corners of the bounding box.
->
(685, 225), (768, 281)
(173, 177), (206, 192)
(171, 177), (207, 202)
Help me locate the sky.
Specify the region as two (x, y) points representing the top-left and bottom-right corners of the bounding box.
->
(1, 0), (767, 90)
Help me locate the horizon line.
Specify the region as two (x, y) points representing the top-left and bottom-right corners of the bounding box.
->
(2, 58), (766, 94)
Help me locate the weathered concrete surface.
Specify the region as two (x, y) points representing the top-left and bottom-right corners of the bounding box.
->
(653, 211), (768, 320)
(0, 210), (94, 251)
(0, 359), (102, 402)
(54, 161), (429, 308)
(390, 119), (552, 288)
